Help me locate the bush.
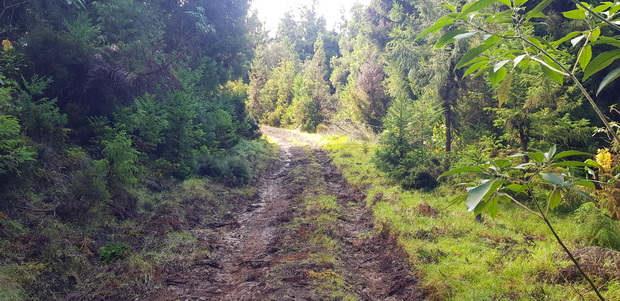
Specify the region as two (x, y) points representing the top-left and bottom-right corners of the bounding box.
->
(98, 241), (132, 263)
(197, 155), (250, 186)
(574, 203), (620, 251)
(0, 115), (36, 176)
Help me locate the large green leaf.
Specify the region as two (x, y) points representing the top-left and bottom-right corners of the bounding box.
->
(527, 0), (553, 19)
(439, 166), (484, 178)
(489, 67), (507, 85)
(504, 184), (527, 193)
(436, 30), (470, 48)
(541, 64), (564, 84)
(463, 61), (491, 77)
(548, 188), (562, 210)
(455, 41), (499, 69)
(554, 150), (592, 160)
(540, 173), (565, 185)
(487, 197), (499, 217)
(461, 0), (496, 15)
(590, 38), (620, 47)
(563, 9), (586, 19)
(551, 31), (582, 46)
(572, 180), (595, 189)
(495, 0), (511, 6)
(579, 45), (592, 70)
(527, 151), (545, 162)
(597, 67), (620, 95)
(583, 49), (620, 80)
(552, 161), (591, 167)
(416, 16), (454, 41)
(466, 180), (498, 212)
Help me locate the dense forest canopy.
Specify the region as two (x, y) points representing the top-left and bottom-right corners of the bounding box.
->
(1, 0), (620, 299)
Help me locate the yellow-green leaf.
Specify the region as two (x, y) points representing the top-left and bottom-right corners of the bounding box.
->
(583, 49), (620, 80)
(463, 61), (491, 78)
(597, 67), (620, 95)
(489, 66), (507, 85)
(455, 42), (498, 69)
(443, 4), (457, 11)
(541, 64), (563, 84)
(514, 0), (528, 5)
(462, 0), (496, 15)
(527, 0), (552, 19)
(436, 29), (470, 48)
(548, 188), (562, 210)
(579, 45), (592, 70)
(498, 71), (513, 107)
(416, 16), (454, 41)
(563, 9), (586, 19)
(552, 31), (582, 46)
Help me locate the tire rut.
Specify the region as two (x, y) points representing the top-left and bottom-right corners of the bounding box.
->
(144, 126), (425, 300)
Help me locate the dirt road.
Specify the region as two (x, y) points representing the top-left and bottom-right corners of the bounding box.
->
(145, 126), (425, 300)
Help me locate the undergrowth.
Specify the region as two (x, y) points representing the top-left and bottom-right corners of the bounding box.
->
(0, 138), (277, 300)
(318, 134), (620, 301)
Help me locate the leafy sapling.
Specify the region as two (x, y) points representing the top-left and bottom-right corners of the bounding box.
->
(440, 145), (606, 299)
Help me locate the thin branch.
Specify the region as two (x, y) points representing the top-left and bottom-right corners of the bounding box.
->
(497, 193), (543, 218)
(533, 199), (605, 300)
(569, 0), (620, 32)
(519, 37), (620, 147)
(0, 0), (29, 19)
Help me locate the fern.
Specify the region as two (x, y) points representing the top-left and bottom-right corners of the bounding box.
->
(0, 115), (36, 175)
(574, 202), (620, 251)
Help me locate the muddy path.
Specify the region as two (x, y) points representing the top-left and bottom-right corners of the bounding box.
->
(144, 126), (425, 300)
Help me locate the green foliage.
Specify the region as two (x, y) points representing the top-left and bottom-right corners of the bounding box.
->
(11, 76), (67, 138)
(420, 0), (620, 147)
(204, 109), (239, 150)
(197, 155), (250, 186)
(0, 115), (35, 175)
(440, 145), (594, 216)
(374, 94), (443, 190)
(574, 202), (620, 251)
(114, 94), (169, 153)
(100, 131), (140, 190)
(287, 75), (323, 132)
(161, 91), (206, 177)
(98, 241), (132, 263)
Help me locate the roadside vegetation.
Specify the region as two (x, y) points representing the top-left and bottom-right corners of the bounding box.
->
(318, 133), (620, 300)
(2, 0), (620, 299)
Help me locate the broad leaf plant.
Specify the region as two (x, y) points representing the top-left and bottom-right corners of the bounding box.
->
(422, 0), (620, 299)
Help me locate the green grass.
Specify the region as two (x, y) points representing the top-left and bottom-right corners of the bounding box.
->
(315, 134), (620, 301)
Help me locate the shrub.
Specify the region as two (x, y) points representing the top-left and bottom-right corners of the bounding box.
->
(0, 115), (36, 176)
(197, 155), (250, 186)
(98, 241), (132, 263)
(574, 203), (620, 251)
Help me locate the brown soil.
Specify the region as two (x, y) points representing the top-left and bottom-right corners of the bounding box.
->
(142, 126), (426, 301)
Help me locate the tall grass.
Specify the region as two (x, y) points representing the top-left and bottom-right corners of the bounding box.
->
(318, 134), (620, 300)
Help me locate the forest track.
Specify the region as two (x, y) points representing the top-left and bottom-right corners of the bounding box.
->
(144, 126), (425, 300)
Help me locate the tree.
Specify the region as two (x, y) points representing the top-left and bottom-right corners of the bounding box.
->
(0, 115), (36, 176)
(374, 92), (442, 189)
(354, 59), (390, 130)
(422, 1), (620, 299)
